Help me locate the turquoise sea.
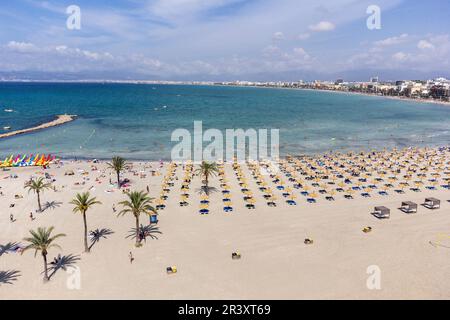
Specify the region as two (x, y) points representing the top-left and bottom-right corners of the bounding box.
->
(0, 83), (449, 160)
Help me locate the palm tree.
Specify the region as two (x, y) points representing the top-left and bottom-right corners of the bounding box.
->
(70, 192), (102, 253)
(22, 227), (66, 282)
(24, 177), (52, 212)
(107, 156), (128, 188)
(195, 161), (219, 194)
(118, 191), (155, 246)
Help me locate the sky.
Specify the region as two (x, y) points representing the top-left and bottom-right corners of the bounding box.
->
(0, 0), (449, 81)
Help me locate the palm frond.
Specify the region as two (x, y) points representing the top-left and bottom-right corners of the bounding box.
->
(0, 242), (21, 257)
(126, 224), (162, 242)
(0, 270), (21, 285)
(89, 228), (114, 248)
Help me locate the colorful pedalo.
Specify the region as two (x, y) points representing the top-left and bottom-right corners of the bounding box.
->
(0, 154), (55, 167)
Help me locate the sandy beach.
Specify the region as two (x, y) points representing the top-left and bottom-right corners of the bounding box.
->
(0, 114), (76, 139)
(0, 147), (449, 299)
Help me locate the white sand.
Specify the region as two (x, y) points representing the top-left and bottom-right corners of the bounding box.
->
(0, 151), (449, 299)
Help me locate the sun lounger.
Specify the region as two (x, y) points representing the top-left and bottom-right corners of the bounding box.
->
(362, 226), (372, 233)
(232, 252), (241, 260)
(223, 206), (233, 212)
(372, 206), (390, 219)
(267, 201), (277, 207)
(287, 200), (297, 205)
(400, 201), (417, 214)
(166, 266), (177, 274)
(304, 238), (314, 245)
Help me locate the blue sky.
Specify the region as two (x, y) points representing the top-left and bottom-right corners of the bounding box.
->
(0, 0), (449, 81)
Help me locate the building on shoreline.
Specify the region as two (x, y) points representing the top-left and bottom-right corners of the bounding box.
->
(217, 77), (450, 102)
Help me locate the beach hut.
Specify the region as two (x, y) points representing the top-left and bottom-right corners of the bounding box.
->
(400, 201), (418, 214)
(372, 206), (390, 219)
(423, 197), (440, 210)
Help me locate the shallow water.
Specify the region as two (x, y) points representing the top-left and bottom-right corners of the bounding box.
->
(0, 83), (449, 160)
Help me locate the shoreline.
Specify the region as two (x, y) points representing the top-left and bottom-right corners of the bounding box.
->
(0, 114), (77, 139)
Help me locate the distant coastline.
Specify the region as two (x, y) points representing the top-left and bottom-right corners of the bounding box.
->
(212, 84), (450, 106)
(295, 87), (450, 106)
(0, 114), (77, 139)
(1, 79), (449, 106)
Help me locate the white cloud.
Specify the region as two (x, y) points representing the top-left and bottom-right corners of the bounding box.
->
(293, 47), (309, 59)
(6, 41), (38, 53)
(308, 21), (335, 32)
(297, 33), (310, 40)
(417, 39), (435, 50)
(392, 52), (408, 61)
(272, 32), (285, 41)
(374, 33), (409, 47)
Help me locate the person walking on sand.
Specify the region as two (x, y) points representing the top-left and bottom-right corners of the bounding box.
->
(10, 214), (14, 222)
(129, 251), (134, 264)
(112, 204), (116, 213)
(146, 185), (149, 193)
(30, 212), (34, 221)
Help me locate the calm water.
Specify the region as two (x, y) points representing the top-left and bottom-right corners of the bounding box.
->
(0, 83), (449, 160)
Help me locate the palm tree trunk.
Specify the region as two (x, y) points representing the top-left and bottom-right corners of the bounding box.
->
(135, 215), (140, 246)
(42, 252), (49, 282)
(37, 191), (42, 212)
(83, 211), (89, 253)
(117, 171), (121, 188)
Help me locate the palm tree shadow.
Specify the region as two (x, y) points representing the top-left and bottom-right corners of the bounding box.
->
(126, 224), (162, 243)
(0, 270), (21, 285)
(196, 186), (218, 196)
(42, 201), (63, 212)
(47, 254), (80, 279)
(89, 228), (114, 250)
(0, 242), (21, 257)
